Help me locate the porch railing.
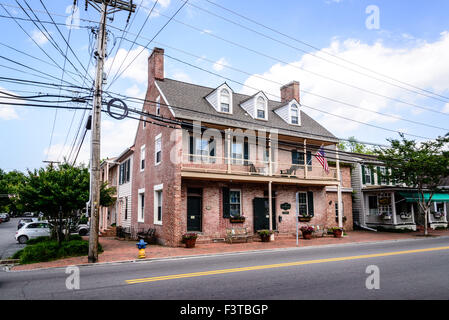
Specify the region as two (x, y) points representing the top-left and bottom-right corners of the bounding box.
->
(181, 154), (337, 180)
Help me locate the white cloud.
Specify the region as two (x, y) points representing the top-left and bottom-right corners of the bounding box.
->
(0, 88), (20, 120)
(241, 32), (449, 136)
(104, 46), (150, 84)
(443, 103), (449, 114)
(171, 71), (191, 83)
(213, 57), (230, 72)
(45, 118), (138, 165)
(30, 29), (51, 45)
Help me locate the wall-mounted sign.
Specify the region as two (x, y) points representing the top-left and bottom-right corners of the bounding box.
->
(280, 202), (291, 210)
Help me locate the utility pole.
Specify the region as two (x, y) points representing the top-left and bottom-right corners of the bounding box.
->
(86, 0), (135, 263)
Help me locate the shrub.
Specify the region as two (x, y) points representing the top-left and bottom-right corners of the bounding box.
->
(14, 239), (103, 264)
(26, 236), (51, 245)
(257, 230), (273, 236)
(182, 233), (198, 241)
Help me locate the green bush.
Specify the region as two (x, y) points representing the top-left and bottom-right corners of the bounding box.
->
(14, 239), (103, 264)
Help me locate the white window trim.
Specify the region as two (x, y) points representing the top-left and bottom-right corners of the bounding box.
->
(297, 191), (309, 215)
(138, 188), (145, 223)
(220, 88), (232, 114)
(140, 145), (146, 172)
(155, 133), (162, 166)
(255, 95), (268, 120)
(229, 189), (242, 217)
(289, 103), (300, 125)
(154, 184), (163, 225)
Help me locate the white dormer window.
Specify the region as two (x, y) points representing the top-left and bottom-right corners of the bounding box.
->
(291, 104), (299, 125)
(256, 96), (266, 119)
(220, 89), (230, 113)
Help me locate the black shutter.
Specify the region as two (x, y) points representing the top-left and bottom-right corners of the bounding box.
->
(119, 164), (122, 185)
(292, 150), (298, 164)
(307, 191), (314, 217)
(377, 166), (381, 185)
(361, 165), (366, 184)
(244, 140), (249, 165)
(222, 187), (230, 218)
(189, 134), (194, 162)
(209, 138), (215, 163)
(126, 159), (130, 182)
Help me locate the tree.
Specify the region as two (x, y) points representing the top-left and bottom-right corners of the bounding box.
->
(376, 134), (449, 235)
(0, 169), (25, 214)
(339, 136), (374, 154)
(17, 163), (116, 244)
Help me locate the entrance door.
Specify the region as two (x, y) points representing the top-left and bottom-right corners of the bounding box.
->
(187, 196), (202, 232)
(253, 197), (276, 232)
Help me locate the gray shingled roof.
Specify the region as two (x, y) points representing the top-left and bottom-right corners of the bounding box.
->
(156, 78), (338, 143)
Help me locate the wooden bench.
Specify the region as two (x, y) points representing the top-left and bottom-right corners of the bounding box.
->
(312, 225), (328, 237)
(226, 227), (252, 244)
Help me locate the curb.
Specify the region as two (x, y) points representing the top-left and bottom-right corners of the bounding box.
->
(7, 234), (449, 273)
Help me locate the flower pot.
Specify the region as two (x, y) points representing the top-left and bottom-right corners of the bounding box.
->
(185, 238), (196, 248)
(260, 235), (271, 242)
(303, 232), (313, 240)
(298, 216), (312, 222)
(333, 229), (343, 238)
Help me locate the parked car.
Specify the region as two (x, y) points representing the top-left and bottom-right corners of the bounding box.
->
(17, 218), (39, 230)
(77, 223), (89, 236)
(15, 221), (51, 244)
(0, 213), (10, 222)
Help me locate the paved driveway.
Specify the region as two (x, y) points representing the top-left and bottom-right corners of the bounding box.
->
(0, 218), (25, 259)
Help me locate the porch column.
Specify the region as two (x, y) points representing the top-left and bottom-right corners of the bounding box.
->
(268, 134), (272, 176)
(226, 129), (231, 174)
(391, 192), (397, 225)
(336, 145), (343, 228)
(304, 139), (307, 179)
(268, 181), (273, 232)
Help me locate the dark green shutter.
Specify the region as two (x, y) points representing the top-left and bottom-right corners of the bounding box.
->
(370, 167), (374, 186)
(361, 165), (366, 184)
(209, 138), (215, 163)
(291, 150), (298, 164)
(307, 191), (314, 217)
(377, 166), (381, 185)
(126, 159), (130, 182)
(244, 140), (249, 165)
(222, 188), (230, 218)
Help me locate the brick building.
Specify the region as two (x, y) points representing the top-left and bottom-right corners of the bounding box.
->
(129, 47), (352, 246)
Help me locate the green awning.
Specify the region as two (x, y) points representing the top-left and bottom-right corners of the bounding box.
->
(398, 192), (449, 202)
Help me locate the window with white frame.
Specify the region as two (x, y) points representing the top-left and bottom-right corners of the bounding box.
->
(220, 89), (230, 113)
(154, 184), (163, 225)
(298, 192), (308, 216)
(229, 190), (241, 217)
(156, 96), (161, 116)
(291, 104), (299, 125)
(195, 138), (209, 157)
(364, 166), (372, 184)
(155, 134), (161, 165)
(138, 189), (145, 222)
(140, 145), (145, 171)
(256, 96), (266, 119)
(231, 141), (243, 164)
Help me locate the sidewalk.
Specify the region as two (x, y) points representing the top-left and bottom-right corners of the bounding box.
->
(11, 229), (449, 271)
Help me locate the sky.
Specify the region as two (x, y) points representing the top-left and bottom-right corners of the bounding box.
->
(1, 0), (449, 172)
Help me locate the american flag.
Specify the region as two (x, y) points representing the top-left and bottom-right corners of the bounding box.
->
(315, 146), (329, 174)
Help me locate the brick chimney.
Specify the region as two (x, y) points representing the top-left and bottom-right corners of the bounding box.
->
(148, 47), (164, 82)
(280, 81), (300, 103)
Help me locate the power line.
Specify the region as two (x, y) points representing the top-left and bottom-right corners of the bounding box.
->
(138, 3), (449, 117)
(199, 0), (449, 103)
(114, 38), (449, 132)
(106, 0), (189, 89)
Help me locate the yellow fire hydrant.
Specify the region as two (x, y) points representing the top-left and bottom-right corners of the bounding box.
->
(136, 239), (147, 259)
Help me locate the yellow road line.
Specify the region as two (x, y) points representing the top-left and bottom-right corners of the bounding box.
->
(126, 245), (449, 284)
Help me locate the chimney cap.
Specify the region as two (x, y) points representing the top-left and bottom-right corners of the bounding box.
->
(280, 80), (299, 89)
(149, 47), (164, 59)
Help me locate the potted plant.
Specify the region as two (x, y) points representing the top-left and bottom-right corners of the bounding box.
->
(298, 215), (312, 222)
(257, 229), (273, 242)
(300, 225), (314, 240)
(230, 215), (246, 223)
(329, 227), (344, 238)
(182, 233), (198, 248)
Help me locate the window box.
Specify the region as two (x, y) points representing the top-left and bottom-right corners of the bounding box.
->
(298, 216), (312, 222)
(229, 216), (245, 223)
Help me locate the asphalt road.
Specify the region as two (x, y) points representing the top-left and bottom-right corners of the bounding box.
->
(1, 236), (449, 300)
(0, 218), (24, 259)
